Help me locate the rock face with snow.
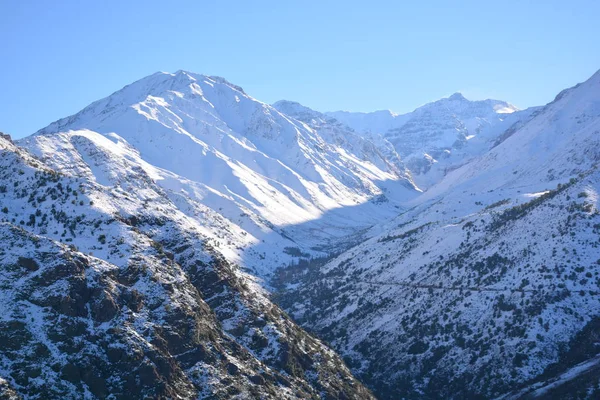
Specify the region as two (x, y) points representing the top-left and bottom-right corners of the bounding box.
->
(276, 71), (600, 399)
(272, 100), (413, 185)
(0, 133), (374, 399)
(328, 93), (526, 189)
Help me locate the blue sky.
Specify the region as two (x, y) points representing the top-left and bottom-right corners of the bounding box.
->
(2, 0), (599, 138)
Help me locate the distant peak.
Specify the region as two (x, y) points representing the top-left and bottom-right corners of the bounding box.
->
(328, 109), (398, 118)
(272, 100), (315, 114)
(374, 109), (399, 117)
(448, 92), (467, 101)
(272, 100), (302, 107)
(142, 71), (246, 94)
(272, 100), (324, 123)
(205, 75), (246, 94)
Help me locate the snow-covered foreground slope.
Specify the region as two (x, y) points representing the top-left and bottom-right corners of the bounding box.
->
(328, 93), (528, 189)
(0, 134), (374, 399)
(276, 71), (600, 399)
(20, 71), (418, 277)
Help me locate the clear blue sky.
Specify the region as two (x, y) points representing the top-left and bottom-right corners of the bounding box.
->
(2, 0), (599, 138)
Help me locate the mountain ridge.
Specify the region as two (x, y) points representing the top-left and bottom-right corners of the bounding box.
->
(274, 68), (600, 399)
(22, 70), (420, 278)
(2, 68), (599, 399)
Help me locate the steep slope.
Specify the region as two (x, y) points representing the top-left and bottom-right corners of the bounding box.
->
(0, 135), (374, 399)
(328, 94), (526, 189)
(276, 71), (600, 399)
(272, 100), (414, 187)
(22, 71), (418, 277)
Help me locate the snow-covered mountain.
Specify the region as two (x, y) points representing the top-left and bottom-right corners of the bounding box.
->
(328, 93), (526, 189)
(21, 71), (419, 277)
(0, 131), (373, 399)
(2, 67), (600, 399)
(276, 70), (600, 399)
(272, 100), (411, 184)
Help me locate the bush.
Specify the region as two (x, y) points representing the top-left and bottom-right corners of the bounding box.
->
(407, 340), (429, 354)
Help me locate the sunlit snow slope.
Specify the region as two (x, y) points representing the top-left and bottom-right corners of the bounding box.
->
(21, 71), (419, 276)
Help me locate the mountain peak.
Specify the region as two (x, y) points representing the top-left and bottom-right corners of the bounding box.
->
(272, 99), (316, 114)
(34, 70), (256, 137)
(448, 92), (467, 101)
(117, 70), (246, 102)
(272, 100), (326, 124)
(272, 99), (303, 108)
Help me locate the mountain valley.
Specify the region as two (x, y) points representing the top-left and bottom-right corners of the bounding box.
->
(1, 68), (599, 399)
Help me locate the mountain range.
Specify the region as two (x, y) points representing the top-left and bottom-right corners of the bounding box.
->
(0, 68), (599, 399)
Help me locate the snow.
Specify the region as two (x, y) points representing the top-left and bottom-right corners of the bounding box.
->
(3, 66), (600, 399)
(524, 191), (550, 198)
(277, 68), (600, 398)
(327, 92), (524, 190)
(530, 355), (600, 397)
(20, 70), (419, 277)
(500, 355), (600, 399)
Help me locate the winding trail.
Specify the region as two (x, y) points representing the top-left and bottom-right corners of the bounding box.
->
(360, 280), (568, 294)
